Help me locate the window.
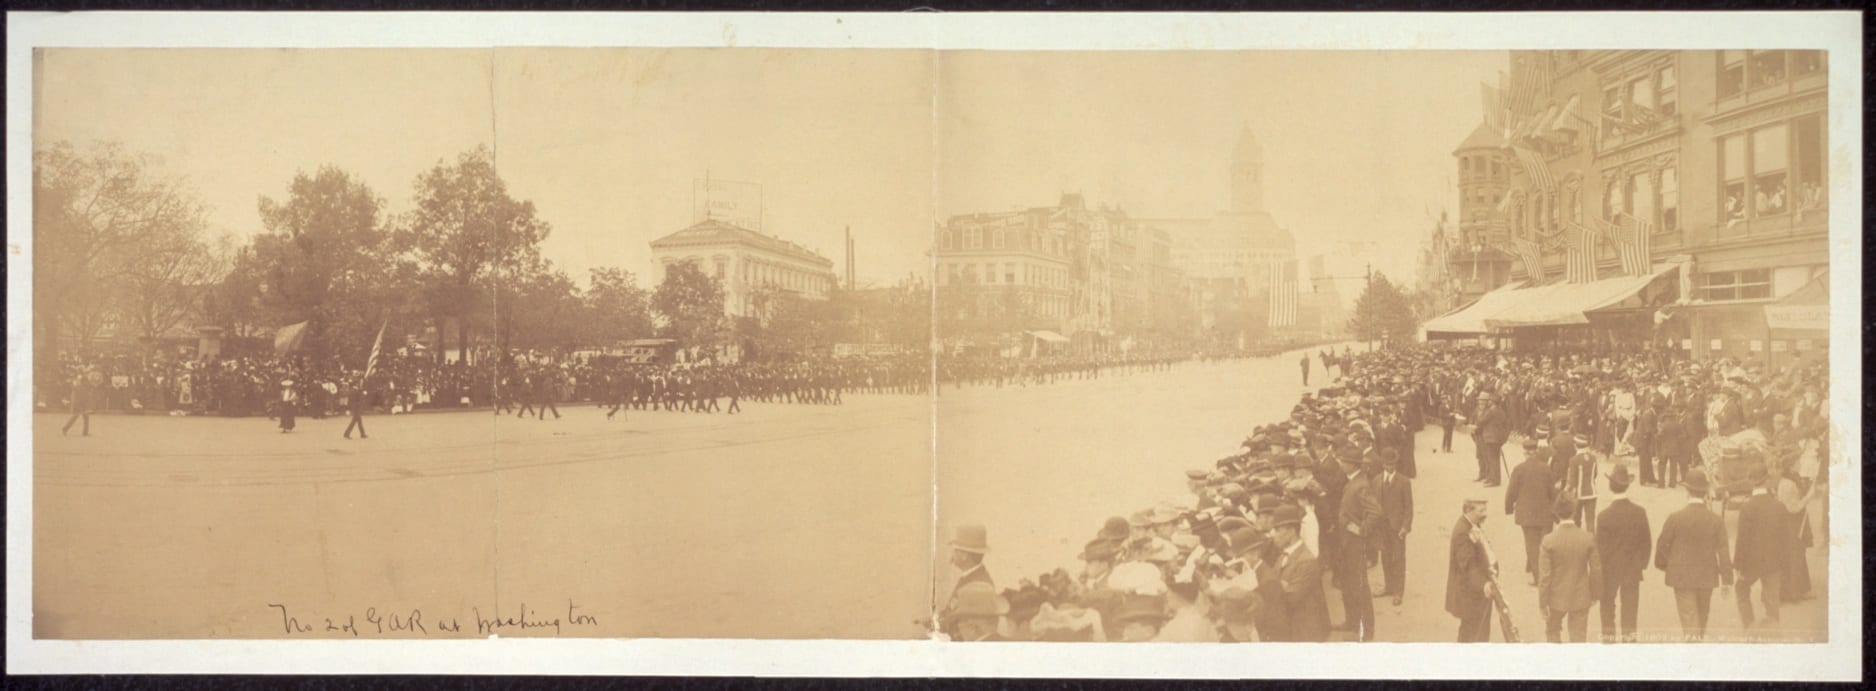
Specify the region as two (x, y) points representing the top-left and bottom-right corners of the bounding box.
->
(941, 229), (954, 250)
(1752, 124), (1789, 215)
(1719, 50), (1746, 98)
(1657, 65), (1678, 117)
(1660, 166), (1679, 232)
(1793, 115), (1825, 216)
(1721, 133), (1747, 225)
(966, 227), (982, 249)
(1700, 269), (1772, 301)
(1490, 158), (1502, 179)
(1627, 170), (1654, 227)
(1004, 264), (1015, 284)
(1628, 75), (1655, 114)
(992, 229), (1005, 249)
(1603, 175), (1624, 220)
(1750, 50), (1786, 88)
(1601, 85), (1623, 138)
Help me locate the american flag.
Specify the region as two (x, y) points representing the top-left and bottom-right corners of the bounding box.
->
(1510, 235), (1548, 283)
(362, 319), (389, 379)
(1616, 213), (1654, 276)
(1566, 222), (1598, 284)
(1267, 262), (1298, 329)
(1510, 145), (1556, 192)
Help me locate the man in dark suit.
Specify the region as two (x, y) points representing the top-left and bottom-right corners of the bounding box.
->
(1476, 392), (1509, 487)
(1540, 495), (1601, 642)
(1505, 437), (1557, 586)
(1564, 432), (1601, 532)
(1654, 469), (1732, 641)
(1336, 450), (1383, 641)
(1632, 396), (1659, 486)
(1315, 447), (1348, 586)
(1270, 504), (1330, 642)
(1446, 497), (1497, 642)
(1654, 403), (1687, 488)
(1595, 464), (1651, 642)
(1733, 466), (1789, 629)
(1376, 449), (1414, 605)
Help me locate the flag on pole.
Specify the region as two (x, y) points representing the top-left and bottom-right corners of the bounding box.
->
(1267, 262), (1298, 329)
(1566, 222), (1598, 284)
(1510, 235), (1548, 283)
(362, 318), (389, 380)
(273, 321), (310, 355)
(1614, 213), (1653, 276)
(1510, 145), (1556, 192)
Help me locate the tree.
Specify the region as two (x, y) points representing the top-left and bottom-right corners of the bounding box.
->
(497, 259), (583, 353)
(651, 262), (726, 350)
(397, 147), (552, 364)
(251, 165), (398, 358)
(582, 267), (654, 347)
(1347, 272), (1418, 348)
(34, 141), (211, 367)
(121, 232), (232, 342)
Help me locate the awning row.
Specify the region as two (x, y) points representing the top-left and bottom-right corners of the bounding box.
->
(1424, 264), (1680, 335)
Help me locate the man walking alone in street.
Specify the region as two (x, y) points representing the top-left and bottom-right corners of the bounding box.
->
(1505, 436), (1557, 587)
(1595, 464), (1650, 642)
(1539, 494), (1600, 643)
(1654, 469), (1730, 641)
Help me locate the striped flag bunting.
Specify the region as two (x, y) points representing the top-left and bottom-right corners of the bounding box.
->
(1510, 235), (1548, 283)
(1267, 262), (1298, 329)
(1510, 145), (1556, 192)
(1616, 213), (1654, 276)
(1566, 222), (1599, 284)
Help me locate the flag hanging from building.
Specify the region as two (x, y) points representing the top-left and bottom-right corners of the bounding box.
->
(1480, 82), (1506, 132)
(273, 321), (310, 355)
(362, 319), (389, 379)
(1510, 235), (1548, 284)
(1616, 213), (1654, 276)
(1566, 221), (1598, 284)
(1509, 145), (1556, 192)
(1267, 262), (1298, 329)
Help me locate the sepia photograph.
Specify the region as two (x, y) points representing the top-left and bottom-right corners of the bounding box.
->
(6, 10), (1861, 680)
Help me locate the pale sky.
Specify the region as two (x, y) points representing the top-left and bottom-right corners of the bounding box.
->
(36, 48), (1501, 291)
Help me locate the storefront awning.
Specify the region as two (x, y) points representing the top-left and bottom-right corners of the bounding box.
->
(1483, 264), (1680, 329)
(1764, 273), (1828, 332)
(1027, 330), (1070, 344)
(1421, 282), (1528, 336)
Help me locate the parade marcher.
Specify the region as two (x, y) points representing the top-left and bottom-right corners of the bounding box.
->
(1654, 469), (1731, 641)
(1539, 494), (1600, 643)
(1335, 446), (1382, 641)
(1564, 432), (1601, 532)
(1299, 354), (1310, 386)
(277, 379), (298, 433)
(342, 379), (369, 439)
(1505, 437), (1557, 586)
(60, 368), (98, 437)
(1376, 449), (1412, 606)
(1446, 497), (1498, 642)
(1594, 464), (1650, 643)
(1438, 395), (1457, 454)
(1732, 467), (1789, 630)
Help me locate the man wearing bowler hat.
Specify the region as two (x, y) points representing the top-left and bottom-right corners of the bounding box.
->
(1335, 446), (1383, 641)
(1539, 494), (1600, 643)
(1505, 435), (1557, 586)
(1654, 469), (1731, 641)
(1595, 464), (1650, 642)
(1269, 504), (1330, 642)
(1446, 497), (1497, 642)
(938, 523), (994, 638)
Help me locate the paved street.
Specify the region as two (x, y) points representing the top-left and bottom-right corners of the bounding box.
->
(34, 348), (1828, 642)
(937, 345), (1829, 643)
(33, 396), (933, 640)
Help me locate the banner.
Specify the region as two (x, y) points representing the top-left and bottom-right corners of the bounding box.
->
(1764, 304), (1828, 331)
(273, 321), (310, 355)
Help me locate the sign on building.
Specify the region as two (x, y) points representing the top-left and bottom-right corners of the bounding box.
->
(693, 178), (764, 231)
